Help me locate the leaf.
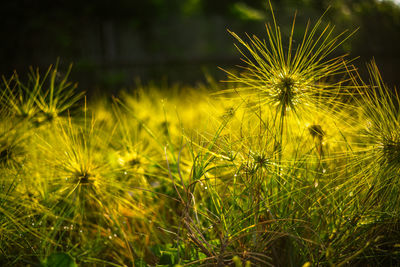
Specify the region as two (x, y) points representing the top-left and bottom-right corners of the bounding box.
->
(134, 258), (148, 267)
(41, 252), (77, 267)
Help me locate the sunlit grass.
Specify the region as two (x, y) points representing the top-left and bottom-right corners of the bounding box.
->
(1, 3), (400, 267)
(220, 3), (355, 124)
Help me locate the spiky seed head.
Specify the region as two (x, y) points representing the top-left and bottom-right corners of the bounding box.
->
(223, 6), (355, 120)
(0, 139), (23, 167)
(74, 170), (94, 185)
(275, 76), (298, 108)
(0, 145), (12, 165)
(355, 61), (400, 173)
(252, 152), (269, 168)
(308, 124), (325, 141)
(118, 151), (145, 168)
(380, 137), (400, 167)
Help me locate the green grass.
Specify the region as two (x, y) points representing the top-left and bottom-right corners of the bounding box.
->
(1, 4), (400, 267)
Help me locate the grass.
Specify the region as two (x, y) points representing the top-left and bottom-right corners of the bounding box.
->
(1, 4), (400, 267)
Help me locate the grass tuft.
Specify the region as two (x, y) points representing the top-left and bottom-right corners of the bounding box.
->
(1, 3), (400, 266)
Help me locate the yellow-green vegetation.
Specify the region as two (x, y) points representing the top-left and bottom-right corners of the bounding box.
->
(1, 5), (400, 267)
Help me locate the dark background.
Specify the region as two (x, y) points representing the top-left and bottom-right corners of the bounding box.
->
(1, 0), (400, 93)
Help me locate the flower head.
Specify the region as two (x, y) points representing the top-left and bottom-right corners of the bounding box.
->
(353, 61), (400, 208)
(223, 3), (355, 121)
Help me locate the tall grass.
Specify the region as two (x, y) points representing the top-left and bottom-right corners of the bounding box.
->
(1, 3), (400, 267)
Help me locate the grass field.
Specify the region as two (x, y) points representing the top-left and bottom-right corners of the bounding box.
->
(1, 4), (400, 267)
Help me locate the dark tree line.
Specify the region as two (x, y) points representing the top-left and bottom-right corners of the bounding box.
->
(1, 0), (399, 90)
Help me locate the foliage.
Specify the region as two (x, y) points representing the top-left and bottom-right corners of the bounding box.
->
(1, 3), (400, 267)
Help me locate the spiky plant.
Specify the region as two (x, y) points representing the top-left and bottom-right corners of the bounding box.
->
(169, 123), (330, 266)
(1, 63), (83, 128)
(326, 60), (400, 265)
(33, 62), (84, 124)
(0, 99), (29, 169)
(0, 130), (25, 168)
(223, 2), (355, 132)
(353, 61), (400, 210)
(29, 116), (161, 265)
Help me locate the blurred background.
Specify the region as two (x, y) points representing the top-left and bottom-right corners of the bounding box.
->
(1, 0), (400, 93)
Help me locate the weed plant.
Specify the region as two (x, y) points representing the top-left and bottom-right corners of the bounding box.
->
(1, 3), (400, 267)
